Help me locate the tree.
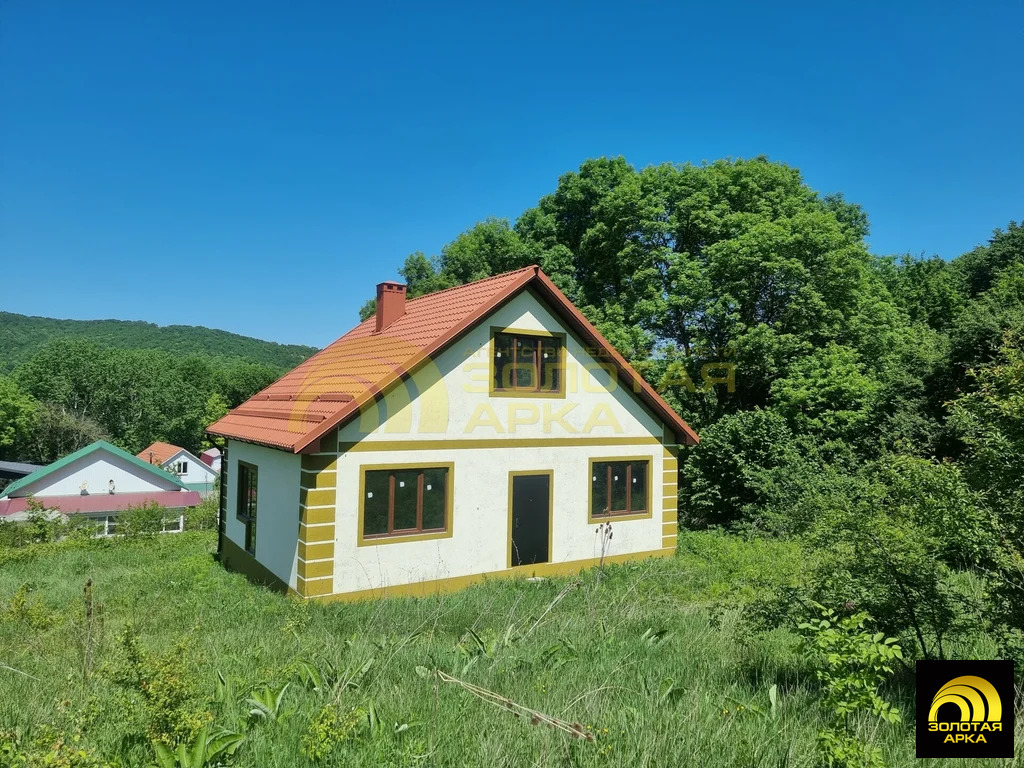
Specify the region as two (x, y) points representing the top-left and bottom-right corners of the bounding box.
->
(0, 375), (37, 460)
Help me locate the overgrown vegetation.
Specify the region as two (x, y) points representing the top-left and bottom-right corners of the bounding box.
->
(2, 531), (1010, 767)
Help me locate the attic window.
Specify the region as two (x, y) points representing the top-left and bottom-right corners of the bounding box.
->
(491, 330), (565, 396)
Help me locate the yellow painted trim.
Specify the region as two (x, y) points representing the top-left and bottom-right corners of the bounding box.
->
(662, 522), (678, 536)
(301, 506), (336, 525)
(663, 469), (679, 481)
(662, 535), (678, 549)
(587, 455), (655, 524)
(299, 523), (335, 543)
(507, 469), (554, 569)
(356, 462), (455, 547)
(297, 558), (333, 579)
(300, 470), (336, 490)
(662, 509), (678, 523)
(338, 436), (663, 453)
(298, 547), (675, 603)
(298, 541), (334, 560)
(296, 576), (334, 597)
(301, 454), (338, 472)
(300, 487), (335, 507)
(488, 326), (568, 400)
(663, 458), (678, 471)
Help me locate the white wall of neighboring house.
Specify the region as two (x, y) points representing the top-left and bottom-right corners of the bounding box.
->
(311, 288), (673, 595)
(163, 450), (218, 490)
(9, 450), (181, 497)
(223, 440), (301, 589)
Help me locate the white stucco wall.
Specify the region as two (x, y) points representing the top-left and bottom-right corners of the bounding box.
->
(12, 450), (182, 497)
(162, 450), (218, 486)
(320, 289), (673, 595)
(223, 440), (302, 589)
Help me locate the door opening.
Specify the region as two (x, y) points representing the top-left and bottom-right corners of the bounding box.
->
(509, 471), (551, 567)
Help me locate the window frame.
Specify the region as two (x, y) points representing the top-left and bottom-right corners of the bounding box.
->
(357, 462), (455, 546)
(587, 456), (653, 523)
(236, 460), (259, 554)
(489, 326), (567, 398)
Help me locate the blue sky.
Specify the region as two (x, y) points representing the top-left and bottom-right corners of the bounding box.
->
(2, 1), (1021, 348)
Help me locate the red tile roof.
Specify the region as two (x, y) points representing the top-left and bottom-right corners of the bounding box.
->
(0, 491), (202, 517)
(207, 266), (698, 451)
(137, 442), (185, 466)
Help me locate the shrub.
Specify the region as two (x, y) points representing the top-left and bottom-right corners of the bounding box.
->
(118, 501), (168, 537)
(185, 496), (218, 531)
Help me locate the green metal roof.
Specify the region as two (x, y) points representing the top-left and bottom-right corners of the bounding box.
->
(1, 440), (189, 498)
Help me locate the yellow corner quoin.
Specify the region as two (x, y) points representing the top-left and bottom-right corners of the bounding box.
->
(662, 535), (678, 549)
(356, 461), (456, 547)
(299, 523), (336, 543)
(301, 506), (335, 525)
(298, 541), (334, 560)
(662, 509), (678, 523)
(587, 455), (655, 524)
(290, 547), (675, 603)
(299, 487), (336, 508)
(506, 469), (555, 569)
(301, 454), (339, 472)
(297, 558), (333, 579)
(300, 470), (336, 490)
(296, 576), (334, 597)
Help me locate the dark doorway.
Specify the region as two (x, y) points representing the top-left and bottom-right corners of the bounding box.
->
(510, 472), (551, 567)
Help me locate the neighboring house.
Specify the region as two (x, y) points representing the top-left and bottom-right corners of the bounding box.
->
(0, 440), (201, 534)
(208, 266), (698, 601)
(138, 441), (219, 496)
(200, 447), (222, 473)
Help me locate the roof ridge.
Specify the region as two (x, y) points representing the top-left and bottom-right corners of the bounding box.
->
(402, 265), (537, 304)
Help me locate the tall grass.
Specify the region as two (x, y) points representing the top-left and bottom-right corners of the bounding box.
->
(0, 531), (1011, 766)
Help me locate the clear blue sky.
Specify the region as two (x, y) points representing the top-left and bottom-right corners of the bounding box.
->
(2, 1), (1021, 348)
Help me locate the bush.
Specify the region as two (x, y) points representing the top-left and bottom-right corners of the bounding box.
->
(185, 495), (218, 531)
(118, 501), (169, 537)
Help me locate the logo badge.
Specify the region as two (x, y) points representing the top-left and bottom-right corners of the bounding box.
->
(916, 660), (1014, 758)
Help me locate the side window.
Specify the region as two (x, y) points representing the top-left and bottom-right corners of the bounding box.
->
(236, 461), (258, 554)
(361, 465), (451, 543)
(590, 458), (650, 521)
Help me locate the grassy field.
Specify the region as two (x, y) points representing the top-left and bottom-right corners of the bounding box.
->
(0, 532), (1013, 767)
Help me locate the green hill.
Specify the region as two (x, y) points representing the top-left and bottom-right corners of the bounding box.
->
(0, 311), (319, 371)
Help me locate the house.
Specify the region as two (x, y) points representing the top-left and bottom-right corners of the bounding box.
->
(200, 447), (222, 473)
(138, 441), (219, 496)
(0, 440), (202, 534)
(207, 266), (698, 601)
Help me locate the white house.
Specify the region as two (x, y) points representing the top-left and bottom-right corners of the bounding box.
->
(207, 266), (698, 601)
(138, 442), (219, 497)
(0, 440), (202, 534)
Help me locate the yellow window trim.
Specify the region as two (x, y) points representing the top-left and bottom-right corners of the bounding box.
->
(506, 469), (555, 569)
(587, 455), (655, 524)
(357, 461), (455, 547)
(489, 326), (568, 399)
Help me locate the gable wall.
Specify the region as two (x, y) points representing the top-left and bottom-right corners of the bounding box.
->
(12, 451), (182, 497)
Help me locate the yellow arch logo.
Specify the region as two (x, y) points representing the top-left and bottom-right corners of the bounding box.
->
(928, 676), (1002, 723)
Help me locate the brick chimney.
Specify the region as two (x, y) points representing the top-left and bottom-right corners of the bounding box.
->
(375, 281), (407, 332)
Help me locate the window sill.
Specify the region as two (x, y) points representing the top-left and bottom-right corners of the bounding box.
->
(588, 511), (652, 524)
(357, 528), (453, 547)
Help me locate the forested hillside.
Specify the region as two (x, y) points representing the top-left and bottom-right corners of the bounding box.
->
(0, 316), (318, 463)
(0, 312), (318, 371)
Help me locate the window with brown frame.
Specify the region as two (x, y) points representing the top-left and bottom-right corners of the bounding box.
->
(492, 332), (562, 393)
(363, 466), (449, 538)
(236, 461), (258, 554)
(591, 460), (648, 518)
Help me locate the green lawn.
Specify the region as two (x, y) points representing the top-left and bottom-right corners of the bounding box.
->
(0, 532), (1010, 767)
